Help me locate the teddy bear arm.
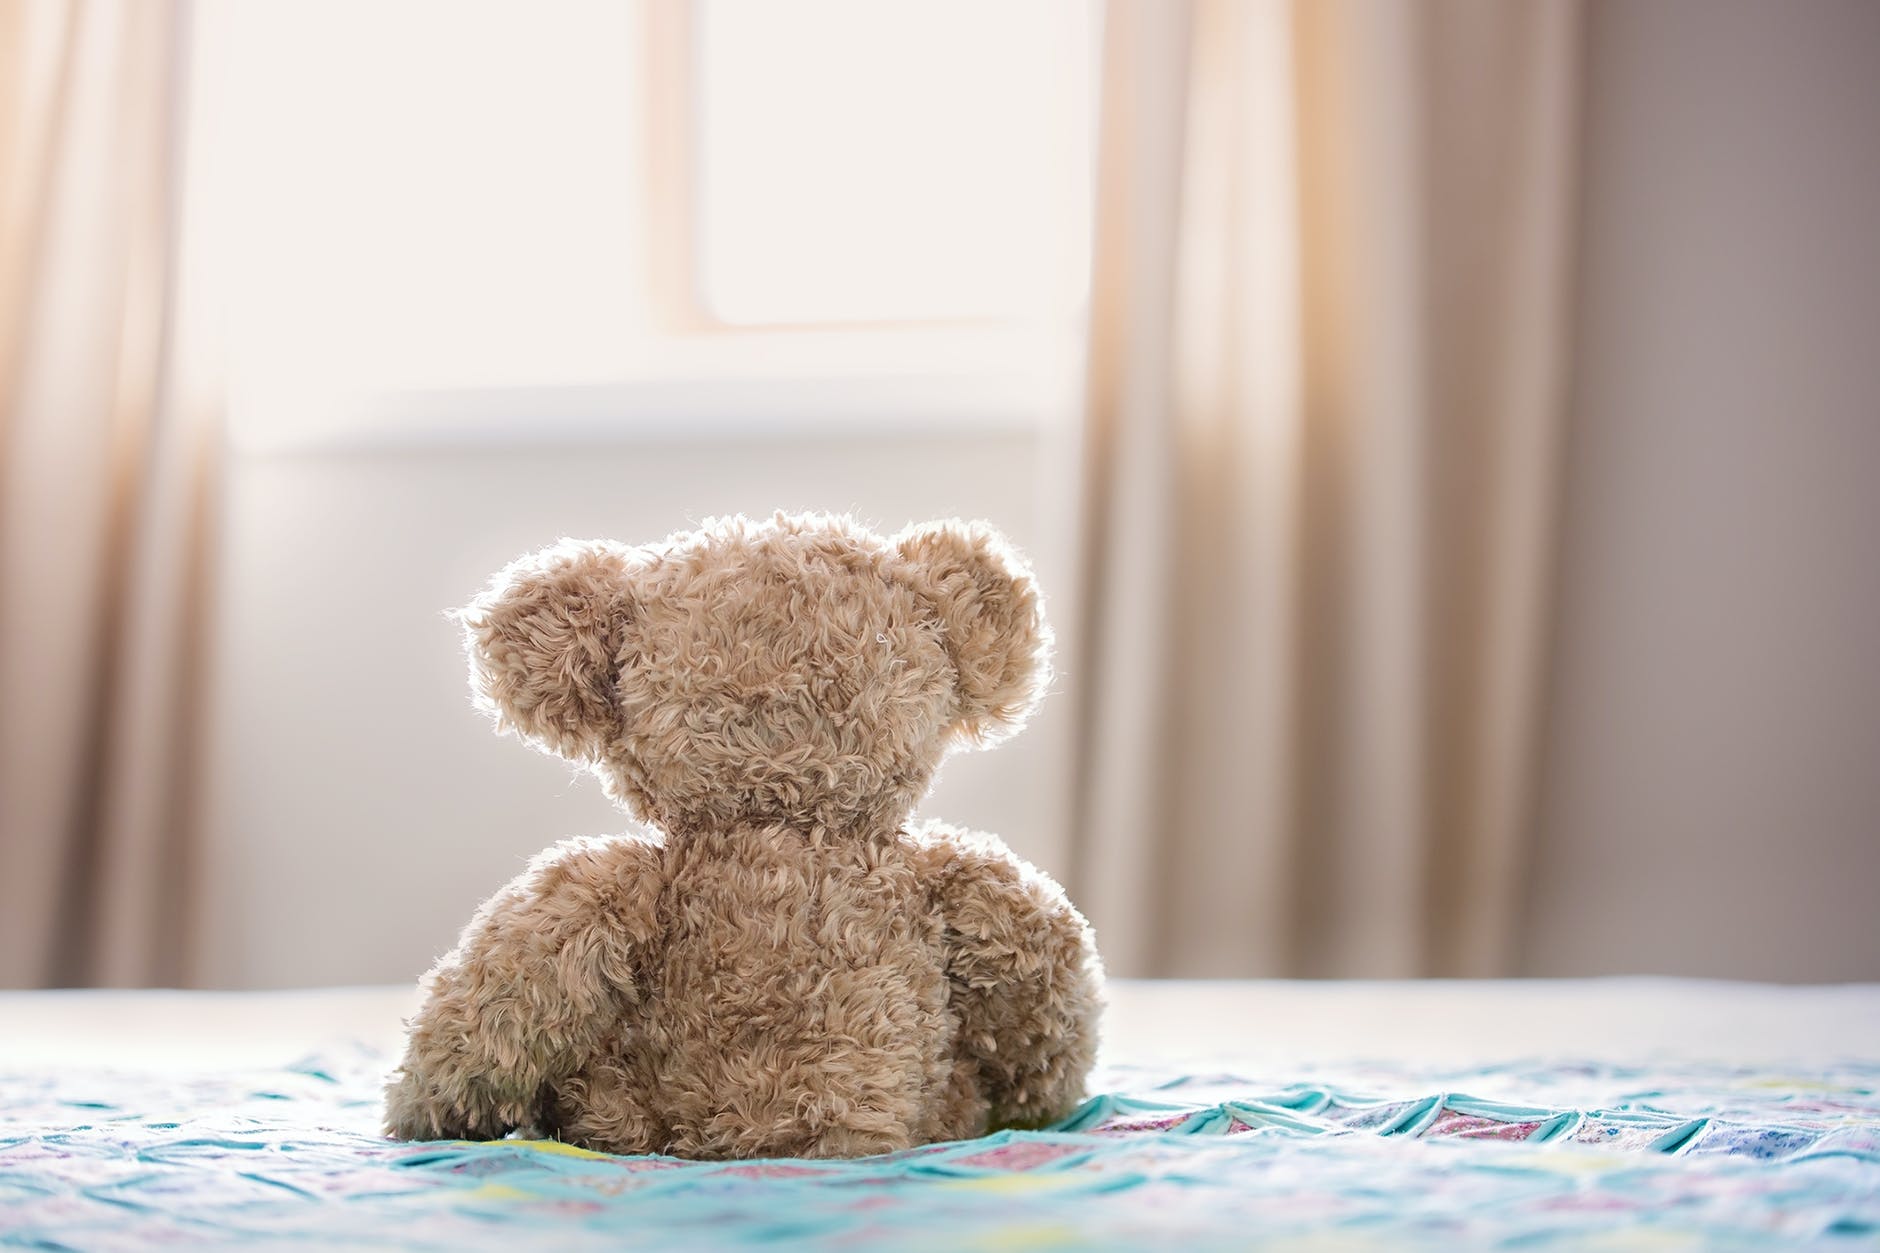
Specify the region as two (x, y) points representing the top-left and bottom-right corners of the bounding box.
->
(384, 835), (663, 1142)
(920, 828), (1103, 1132)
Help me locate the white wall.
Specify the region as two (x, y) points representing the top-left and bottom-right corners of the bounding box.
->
(1525, 0), (1880, 980)
(194, 428), (1077, 987)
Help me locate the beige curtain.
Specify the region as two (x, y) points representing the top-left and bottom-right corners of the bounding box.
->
(0, 0), (210, 987)
(1070, 0), (1582, 977)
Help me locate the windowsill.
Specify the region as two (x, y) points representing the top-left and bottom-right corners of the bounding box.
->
(223, 325), (1083, 455)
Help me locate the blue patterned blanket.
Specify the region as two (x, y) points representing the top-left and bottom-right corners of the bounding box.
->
(4, 1047), (1877, 1249)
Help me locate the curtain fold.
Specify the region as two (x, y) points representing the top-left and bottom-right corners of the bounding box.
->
(0, 0), (208, 987)
(1071, 0), (1582, 977)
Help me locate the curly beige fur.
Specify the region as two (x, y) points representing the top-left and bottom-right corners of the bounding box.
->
(385, 513), (1103, 1159)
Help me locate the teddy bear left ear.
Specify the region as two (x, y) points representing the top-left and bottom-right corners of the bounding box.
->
(456, 539), (641, 763)
(892, 520), (1053, 745)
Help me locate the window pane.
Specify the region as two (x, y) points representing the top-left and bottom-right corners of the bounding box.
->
(696, 0), (1093, 326)
(200, 0), (648, 392)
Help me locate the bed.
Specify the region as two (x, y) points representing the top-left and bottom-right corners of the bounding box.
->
(4, 978), (1876, 1248)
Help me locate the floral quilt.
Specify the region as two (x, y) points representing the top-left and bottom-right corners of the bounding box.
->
(4, 1046), (1876, 1249)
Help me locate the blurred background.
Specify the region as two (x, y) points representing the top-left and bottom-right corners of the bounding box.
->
(2, 0), (1875, 990)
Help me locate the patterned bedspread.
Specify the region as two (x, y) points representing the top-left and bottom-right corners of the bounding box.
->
(4, 1046), (1877, 1249)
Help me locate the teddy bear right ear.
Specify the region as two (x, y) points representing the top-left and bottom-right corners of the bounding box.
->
(456, 539), (640, 763)
(892, 520), (1053, 747)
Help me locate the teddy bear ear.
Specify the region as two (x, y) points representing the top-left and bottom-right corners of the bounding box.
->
(456, 539), (641, 763)
(892, 520), (1053, 746)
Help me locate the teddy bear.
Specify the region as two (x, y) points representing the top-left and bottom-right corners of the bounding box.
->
(383, 512), (1103, 1160)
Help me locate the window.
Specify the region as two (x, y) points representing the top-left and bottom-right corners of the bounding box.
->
(693, 0), (1090, 326)
(188, 0), (1096, 445)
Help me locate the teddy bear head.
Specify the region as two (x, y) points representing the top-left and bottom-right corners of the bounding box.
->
(457, 513), (1051, 836)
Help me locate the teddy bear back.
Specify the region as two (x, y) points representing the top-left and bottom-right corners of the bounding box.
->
(458, 513), (1052, 838)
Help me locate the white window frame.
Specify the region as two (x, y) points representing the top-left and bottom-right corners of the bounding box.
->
(210, 0), (1093, 455)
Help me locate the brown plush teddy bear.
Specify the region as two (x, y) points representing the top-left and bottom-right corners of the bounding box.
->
(384, 513), (1103, 1159)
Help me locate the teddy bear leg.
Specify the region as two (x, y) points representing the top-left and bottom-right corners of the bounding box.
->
(912, 823), (1104, 1132)
(919, 1055), (992, 1144)
(384, 1034), (548, 1142)
(550, 1052), (668, 1156)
